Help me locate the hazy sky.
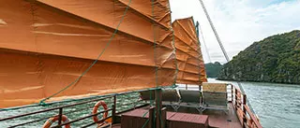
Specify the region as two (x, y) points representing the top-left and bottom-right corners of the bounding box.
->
(170, 0), (300, 63)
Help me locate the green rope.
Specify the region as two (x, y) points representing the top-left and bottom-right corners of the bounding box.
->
(152, 0), (160, 126)
(141, 119), (150, 128)
(191, 17), (204, 85)
(141, 0), (167, 127)
(39, 0), (133, 105)
(141, 0), (157, 127)
(168, 4), (179, 86)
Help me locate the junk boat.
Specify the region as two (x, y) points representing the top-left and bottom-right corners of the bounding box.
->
(0, 0), (262, 128)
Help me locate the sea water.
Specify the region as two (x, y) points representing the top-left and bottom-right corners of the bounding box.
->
(209, 78), (300, 128)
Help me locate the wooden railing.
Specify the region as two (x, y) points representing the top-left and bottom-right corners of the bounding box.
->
(0, 86), (263, 128)
(230, 84), (263, 128)
(0, 91), (148, 128)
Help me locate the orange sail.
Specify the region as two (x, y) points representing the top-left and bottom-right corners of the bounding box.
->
(172, 17), (207, 85)
(0, 0), (175, 108)
(0, 0), (207, 109)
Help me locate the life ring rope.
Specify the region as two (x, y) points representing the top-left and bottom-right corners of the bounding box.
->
(43, 101), (109, 128)
(92, 101), (109, 126)
(43, 115), (71, 128)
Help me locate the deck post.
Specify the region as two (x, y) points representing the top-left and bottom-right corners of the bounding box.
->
(58, 108), (63, 127)
(112, 95), (117, 124)
(161, 107), (167, 128)
(235, 88), (238, 110)
(230, 84), (233, 102)
(112, 104), (116, 124)
(243, 94), (247, 128)
(149, 106), (155, 128)
(199, 83), (202, 91)
(155, 89), (162, 128)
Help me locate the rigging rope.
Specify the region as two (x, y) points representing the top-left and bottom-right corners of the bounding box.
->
(197, 21), (212, 63)
(198, 0), (230, 62)
(198, 0), (256, 114)
(193, 20), (206, 86)
(39, 0), (133, 105)
(142, 0), (177, 127)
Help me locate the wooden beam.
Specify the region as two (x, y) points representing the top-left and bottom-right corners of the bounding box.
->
(112, 95), (117, 124)
(149, 107), (155, 128)
(244, 105), (263, 128)
(161, 107), (167, 128)
(155, 89), (162, 128)
(242, 94), (247, 128)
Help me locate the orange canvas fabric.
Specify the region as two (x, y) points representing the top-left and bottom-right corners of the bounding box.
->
(0, 0), (175, 108)
(0, 0), (206, 109)
(172, 17), (207, 85)
(0, 49), (175, 108)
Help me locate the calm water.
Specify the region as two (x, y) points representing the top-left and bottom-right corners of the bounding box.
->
(209, 78), (300, 128)
(1, 79), (300, 128)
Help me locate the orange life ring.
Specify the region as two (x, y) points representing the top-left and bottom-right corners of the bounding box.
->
(43, 115), (71, 128)
(92, 101), (108, 126)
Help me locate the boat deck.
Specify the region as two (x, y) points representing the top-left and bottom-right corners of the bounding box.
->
(204, 103), (242, 128)
(112, 103), (242, 128)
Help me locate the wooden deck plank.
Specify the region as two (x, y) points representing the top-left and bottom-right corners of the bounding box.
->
(167, 112), (209, 128)
(167, 112), (208, 124)
(121, 109), (209, 128)
(206, 103), (242, 128)
(119, 103), (242, 128)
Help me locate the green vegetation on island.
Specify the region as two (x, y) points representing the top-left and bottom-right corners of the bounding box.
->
(205, 62), (223, 78)
(218, 30), (300, 84)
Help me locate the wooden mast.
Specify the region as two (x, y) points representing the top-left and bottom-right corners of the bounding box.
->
(155, 89), (162, 128)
